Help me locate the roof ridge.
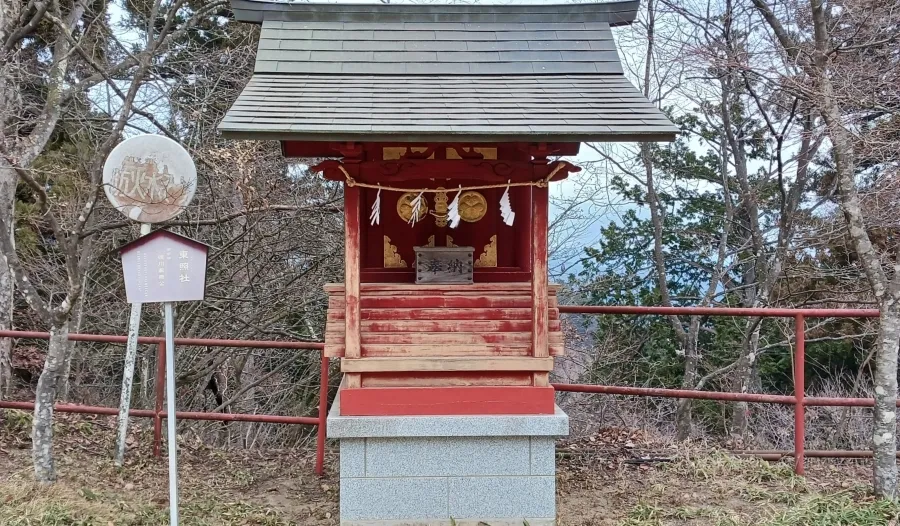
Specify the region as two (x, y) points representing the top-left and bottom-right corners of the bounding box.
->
(231, 0), (640, 26)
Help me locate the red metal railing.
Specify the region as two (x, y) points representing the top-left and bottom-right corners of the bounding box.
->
(555, 306), (882, 475)
(0, 304), (888, 477)
(0, 330), (329, 476)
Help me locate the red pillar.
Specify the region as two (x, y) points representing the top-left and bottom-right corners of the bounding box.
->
(344, 183), (362, 388)
(531, 184), (549, 360)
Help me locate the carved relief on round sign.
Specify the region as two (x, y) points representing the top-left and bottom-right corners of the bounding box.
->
(396, 192), (429, 222)
(458, 191), (487, 223)
(102, 134), (197, 223)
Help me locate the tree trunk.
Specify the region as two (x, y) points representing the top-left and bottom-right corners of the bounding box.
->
(873, 301), (900, 499)
(674, 398), (692, 440)
(233, 350), (257, 448)
(59, 275), (86, 402)
(32, 320), (70, 484)
(821, 86), (898, 498)
(675, 341), (699, 440)
(731, 320), (762, 445)
(797, 0), (900, 496)
(139, 350), (150, 407)
(0, 5), (11, 401)
(0, 166), (16, 398)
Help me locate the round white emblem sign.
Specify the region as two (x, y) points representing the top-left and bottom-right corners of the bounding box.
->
(103, 135), (197, 223)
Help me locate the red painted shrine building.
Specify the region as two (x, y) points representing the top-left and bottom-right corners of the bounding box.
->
(221, 1), (676, 417)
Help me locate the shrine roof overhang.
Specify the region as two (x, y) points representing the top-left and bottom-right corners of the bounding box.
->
(219, 0), (678, 145)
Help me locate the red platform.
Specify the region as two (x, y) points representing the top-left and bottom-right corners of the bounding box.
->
(324, 283), (563, 416)
(339, 386), (557, 416)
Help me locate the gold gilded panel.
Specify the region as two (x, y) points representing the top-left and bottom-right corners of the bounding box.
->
(383, 236), (407, 268)
(474, 235), (497, 268)
(446, 147), (498, 160)
(383, 147), (433, 160)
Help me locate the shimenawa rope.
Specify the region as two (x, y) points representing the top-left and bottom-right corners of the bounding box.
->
(337, 162), (567, 193)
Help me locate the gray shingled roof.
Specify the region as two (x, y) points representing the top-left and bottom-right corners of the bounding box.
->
(220, 1), (678, 143)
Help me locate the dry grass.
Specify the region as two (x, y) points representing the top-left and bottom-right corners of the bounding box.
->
(561, 452), (899, 525)
(0, 410), (338, 525)
(0, 479), (297, 525)
(2, 411), (899, 525)
(556, 429), (898, 525)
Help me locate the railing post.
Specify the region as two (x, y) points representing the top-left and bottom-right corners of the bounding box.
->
(794, 314), (805, 476)
(153, 340), (165, 458)
(316, 350), (329, 476)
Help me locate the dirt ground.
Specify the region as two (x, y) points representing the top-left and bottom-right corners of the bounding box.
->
(1, 410), (896, 525)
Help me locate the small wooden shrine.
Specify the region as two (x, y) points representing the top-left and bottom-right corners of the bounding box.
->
(221, 0), (677, 417)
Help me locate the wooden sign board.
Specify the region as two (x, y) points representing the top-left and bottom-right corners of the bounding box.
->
(119, 230), (209, 303)
(414, 247), (474, 284)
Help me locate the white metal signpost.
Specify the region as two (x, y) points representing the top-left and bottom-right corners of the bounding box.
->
(104, 134), (199, 526)
(118, 231), (208, 526)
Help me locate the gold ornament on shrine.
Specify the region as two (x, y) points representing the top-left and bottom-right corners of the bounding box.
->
(383, 236), (407, 268)
(396, 192), (429, 223)
(431, 188), (449, 227)
(397, 189), (487, 226)
(458, 191), (487, 223)
(474, 235), (497, 267)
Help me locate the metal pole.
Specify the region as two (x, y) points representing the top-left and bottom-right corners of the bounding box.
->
(115, 223), (151, 466)
(316, 351), (329, 476)
(153, 341), (165, 458)
(164, 302), (179, 525)
(794, 314), (806, 476)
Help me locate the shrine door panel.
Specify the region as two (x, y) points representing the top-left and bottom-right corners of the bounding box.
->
(361, 182), (530, 278)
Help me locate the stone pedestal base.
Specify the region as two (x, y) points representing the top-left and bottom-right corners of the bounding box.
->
(328, 396), (569, 526)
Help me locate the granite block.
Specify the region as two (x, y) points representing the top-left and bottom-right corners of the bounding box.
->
(328, 395), (569, 439)
(341, 477), (448, 521)
(448, 476), (556, 519)
(365, 436), (530, 477)
(339, 438), (365, 478)
(529, 437), (556, 476)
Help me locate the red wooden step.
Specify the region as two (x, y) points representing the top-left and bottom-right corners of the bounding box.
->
(361, 371), (534, 388)
(324, 331), (564, 345)
(327, 307), (560, 321)
(359, 319), (562, 333)
(329, 295), (560, 310)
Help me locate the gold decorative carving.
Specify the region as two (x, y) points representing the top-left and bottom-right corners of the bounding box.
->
(383, 236), (407, 268)
(446, 147), (498, 160)
(474, 235), (497, 268)
(446, 236), (458, 248)
(425, 235), (435, 247)
(431, 187), (449, 227)
(396, 192), (428, 223)
(383, 146), (433, 160)
(458, 191), (488, 223)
